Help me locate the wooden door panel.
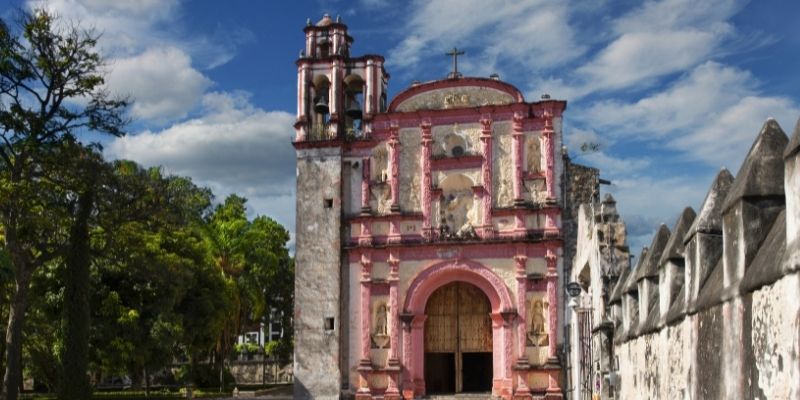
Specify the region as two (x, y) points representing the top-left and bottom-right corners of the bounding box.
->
(425, 282), (458, 352)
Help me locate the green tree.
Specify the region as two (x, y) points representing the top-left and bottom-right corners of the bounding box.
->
(0, 10), (127, 400)
(89, 162), (228, 395)
(204, 195), (292, 390)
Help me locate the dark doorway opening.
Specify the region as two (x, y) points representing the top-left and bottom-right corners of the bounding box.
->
(424, 352), (455, 394)
(461, 352), (493, 392)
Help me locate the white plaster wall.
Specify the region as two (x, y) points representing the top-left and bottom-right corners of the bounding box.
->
(749, 272), (800, 400)
(399, 128), (422, 212)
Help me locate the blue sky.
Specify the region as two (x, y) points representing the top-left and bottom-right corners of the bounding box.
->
(3, 0), (799, 252)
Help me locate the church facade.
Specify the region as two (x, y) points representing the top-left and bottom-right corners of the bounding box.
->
(293, 15), (569, 399)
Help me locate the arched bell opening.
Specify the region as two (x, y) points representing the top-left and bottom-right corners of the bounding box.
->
(310, 75), (331, 139)
(344, 74), (364, 137)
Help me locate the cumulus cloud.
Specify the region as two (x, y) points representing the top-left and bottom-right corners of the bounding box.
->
(388, 0), (584, 78)
(106, 47), (212, 120)
(583, 62), (798, 168)
(106, 92), (297, 236)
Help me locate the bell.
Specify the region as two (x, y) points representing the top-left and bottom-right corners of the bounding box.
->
(317, 35), (330, 46)
(314, 96), (329, 114)
(346, 99), (362, 120)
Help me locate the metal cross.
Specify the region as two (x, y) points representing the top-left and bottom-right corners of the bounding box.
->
(446, 47), (465, 76)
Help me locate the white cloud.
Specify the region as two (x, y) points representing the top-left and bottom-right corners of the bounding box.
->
(388, 0), (583, 77)
(106, 47), (212, 120)
(575, 29), (724, 92)
(582, 62), (798, 168)
(106, 92), (297, 239)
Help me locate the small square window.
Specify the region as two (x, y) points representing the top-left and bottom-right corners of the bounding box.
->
(324, 198), (333, 208)
(324, 317), (335, 331)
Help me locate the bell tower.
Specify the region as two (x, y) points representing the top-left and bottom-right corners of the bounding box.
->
(296, 13), (388, 142)
(293, 14), (389, 400)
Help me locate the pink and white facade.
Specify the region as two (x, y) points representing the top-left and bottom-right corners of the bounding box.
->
(293, 15), (566, 400)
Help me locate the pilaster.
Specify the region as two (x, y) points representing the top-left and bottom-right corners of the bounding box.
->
(389, 122), (401, 212)
(361, 157), (371, 214)
(514, 252), (531, 398)
(545, 246), (559, 362)
(512, 113), (525, 206)
(421, 120), (433, 240)
(541, 111), (556, 202)
(480, 116), (496, 239)
(358, 252), (373, 397)
(385, 252), (401, 399)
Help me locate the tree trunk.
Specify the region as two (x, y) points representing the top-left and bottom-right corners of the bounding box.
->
(143, 366), (150, 398)
(57, 188), (94, 400)
(2, 271), (32, 400)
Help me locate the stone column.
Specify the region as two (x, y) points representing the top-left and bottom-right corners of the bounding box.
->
(480, 117), (495, 238)
(512, 113), (525, 206)
(389, 122), (401, 212)
(421, 121), (434, 240)
(545, 247), (559, 362)
(330, 59), (342, 125)
(386, 253), (401, 399)
(541, 112), (556, 202)
(400, 313), (415, 400)
(361, 157), (371, 214)
(357, 252), (373, 397)
(514, 254), (531, 397)
(365, 59), (374, 116)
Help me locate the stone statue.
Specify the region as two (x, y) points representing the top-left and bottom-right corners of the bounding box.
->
(527, 136), (542, 173)
(375, 304), (388, 335)
(527, 298), (549, 346)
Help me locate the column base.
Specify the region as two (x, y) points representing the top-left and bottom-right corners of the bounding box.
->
(355, 393), (372, 400)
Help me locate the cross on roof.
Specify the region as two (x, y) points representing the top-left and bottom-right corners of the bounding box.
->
(446, 47), (464, 78)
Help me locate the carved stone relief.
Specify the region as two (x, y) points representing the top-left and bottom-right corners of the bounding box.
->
(432, 124), (479, 157)
(526, 135), (542, 173)
(438, 174), (478, 239)
(394, 86), (516, 112)
(493, 129), (513, 207)
(370, 184), (391, 215)
(399, 130), (422, 212)
(371, 142), (389, 183)
(525, 178), (546, 204)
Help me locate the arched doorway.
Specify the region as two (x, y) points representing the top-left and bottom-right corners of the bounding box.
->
(423, 282), (493, 394)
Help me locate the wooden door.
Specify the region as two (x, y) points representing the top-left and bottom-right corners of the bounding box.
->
(424, 282), (492, 393)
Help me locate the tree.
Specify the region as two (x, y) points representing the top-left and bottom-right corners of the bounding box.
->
(204, 195), (292, 390)
(0, 10), (127, 400)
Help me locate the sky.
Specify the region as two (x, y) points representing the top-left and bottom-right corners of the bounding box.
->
(2, 0), (799, 254)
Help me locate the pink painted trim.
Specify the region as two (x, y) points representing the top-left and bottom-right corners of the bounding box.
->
(542, 114), (556, 200)
(403, 259), (514, 314)
(388, 77), (526, 112)
(346, 241), (560, 263)
(480, 117), (494, 235)
(389, 122), (401, 210)
(420, 120), (433, 237)
(512, 113), (525, 204)
(430, 155), (483, 170)
(361, 157), (371, 211)
(545, 249), (558, 359)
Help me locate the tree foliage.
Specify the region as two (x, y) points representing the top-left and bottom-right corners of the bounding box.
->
(0, 10), (295, 398)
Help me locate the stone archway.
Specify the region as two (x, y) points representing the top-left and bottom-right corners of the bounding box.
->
(401, 260), (516, 399)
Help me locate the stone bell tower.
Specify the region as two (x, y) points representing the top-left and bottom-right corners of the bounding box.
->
(293, 14), (389, 400)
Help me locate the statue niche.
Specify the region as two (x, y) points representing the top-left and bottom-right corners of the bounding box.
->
(526, 298), (549, 347)
(526, 135), (542, 173)
(438, 174), (478, 239)
(371, 143), (389, 183)
(371, 302), (390, 349)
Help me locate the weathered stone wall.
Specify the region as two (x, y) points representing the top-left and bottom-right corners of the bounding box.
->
(572, 119), (800, 400)
(294, 147), (343, 400)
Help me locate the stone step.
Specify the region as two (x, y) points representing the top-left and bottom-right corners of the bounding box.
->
(424, 393), (492, 400)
